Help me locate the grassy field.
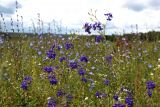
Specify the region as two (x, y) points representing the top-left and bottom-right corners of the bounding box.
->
(0, 35), (160, 107)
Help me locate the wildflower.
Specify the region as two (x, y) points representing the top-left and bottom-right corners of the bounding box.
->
(21, 81), (28, 90)
(113, 95), (119, 101)
(43, 66), (53, 73)
(20, 76), (32, 90)
(147, 89), (152, 97)
(96, 22), (103, 30)
(112, 103), (125, 107)
(84, 22), (92, 34)
(95, 35), (103, 43)
(48, 75), (58, 85)
(47, 97), (56, 107)
(81, 77), (87, 83)
(57, 89), (64, 97)
(146, 81), (156, 90)
(95, 91), (101, 98)
(106, 55), (112, 64)
(69, 61), (78, 69)
(66, 94), (73, 101)
(65, 42), (74, 50)
(59, 56), (66, 62)
(80, 55), (88, 62)
(125, 96), (133, 107)
(46, 50), (56, 59)
(78, 68), (86, 76)
(104, 13), (113, 21)
(104, 79), (110, 86)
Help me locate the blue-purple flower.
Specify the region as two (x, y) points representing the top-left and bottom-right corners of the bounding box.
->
(65, 42), (74, 50)
(20, 76), (32, 90)
(69, 61), (78, 69)
(95, 35), (103, 43)
(43, 66), (53, 73)
(112, 103), (125, 107)
(46, 50), (56, 59)
(81, 77), (87, 83)
(146, 81), (156, 89)
(104, 13), (113, 21)
(80, 55), (88, 63)
(59, 56), (66, 62)
(104, 79), (110, 86)
(125, 96), (133, 107)
(84, 22), (92, 34)
(47, 97), (56, 107)
(113, 95), (119, 101)
(78, 68), (86, 76)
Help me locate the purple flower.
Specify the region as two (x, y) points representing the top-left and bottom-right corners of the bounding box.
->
(47, 97), (56, 107)
(78, 68), (86, 76)
(96, 22), (103, 31)
(95, 91), (101, 98)
(57, 89), (64, 97)
(43, 66), (53, 73)
(81, 77), (87, 83)
(84, 22), (92, 34)
(147, 89), (152, 97)
(125, 96), (133, 107)
(49, 77), (58, 85)
(20, 76), (32, 90)
(65, 42), (74, 50)
(104, 79), (110, 86)
(66, 94), (73, 101)
(21, 81), (28, 90)
(59, 56), (66, 62)
(146, 81), (156, 89)
(104, 13), (113, 21)
(112, 103), (125, 107)
(106, 55), (112, 64)
(80, 55), (88, 62)
(113, 95), (119, 101)
(95, 35), (103, 43)
(46, 50), (56, 59)
(69, 61), (78, 69)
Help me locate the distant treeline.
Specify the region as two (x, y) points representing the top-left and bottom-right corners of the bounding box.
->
(0, 31), (160, 42)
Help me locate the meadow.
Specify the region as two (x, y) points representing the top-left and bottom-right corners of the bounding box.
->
(0, 34), (160, 107)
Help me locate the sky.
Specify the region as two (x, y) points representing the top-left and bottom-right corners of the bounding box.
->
(0, 0), (160, 35)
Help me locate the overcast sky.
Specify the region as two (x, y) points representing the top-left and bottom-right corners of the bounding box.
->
(0, 0), (160, 34)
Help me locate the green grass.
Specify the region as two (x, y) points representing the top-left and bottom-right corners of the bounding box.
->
(0, 35), (160, 107)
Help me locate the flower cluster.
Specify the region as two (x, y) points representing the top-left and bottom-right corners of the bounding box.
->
(80, 55), (88, 63)
(20, 76), (32, 90)
(47, 97), (56, 107)
(146, 81), (156, 97)
(84, 22), (103, 34)
(46, 49), (56, 59)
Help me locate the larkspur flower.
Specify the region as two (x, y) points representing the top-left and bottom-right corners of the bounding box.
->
(125, 96), (133, 107)
(65, 42), (74, 50)
(96, 22), (103, 30)
(146, 81), (156, 89)
(104, 79), (110, 86)
(59, 56), (66, 62)
(78, 68), (86, 76)
(104, 13), (113, 21)
(113, 95), (119, 101)
(106, 55), (112, 64)
(81, 77), (87, 83)
(84, 22), (92, 34)
(66, 94), (73, 101)
(112, 103), (125, 107)
(47, 97), (56, 107)
(57, 89), (64, 97)
(147, 89), (152, 97)
(95, 91), (101, 98)
(20, 76), (32, 90)
(95, 35), (103, 43)
(20, 81), (28, 90)
(69, 61), (78, 69)
(49, 77), (58, 85)
(46, 50), (56, 59)
(80, 55), (88, 62)
(43, 66), (53, 73)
